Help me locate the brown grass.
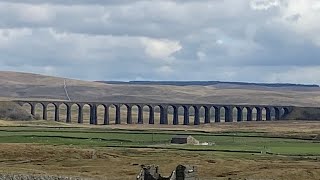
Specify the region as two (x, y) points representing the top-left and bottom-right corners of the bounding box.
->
(0, 144), (319, 180)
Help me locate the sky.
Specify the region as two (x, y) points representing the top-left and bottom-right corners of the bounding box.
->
(0, 0), (320, 84)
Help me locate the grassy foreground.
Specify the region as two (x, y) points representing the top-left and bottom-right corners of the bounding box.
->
(0, 120), (319, 179)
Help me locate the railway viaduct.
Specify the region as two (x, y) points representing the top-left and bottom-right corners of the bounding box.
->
(15, 100), (293, 125)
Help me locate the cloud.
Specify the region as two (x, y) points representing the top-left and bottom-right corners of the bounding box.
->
(141, 38), (182, 59)
(0, 0), (319, 84)
(250, 0), (280, 10)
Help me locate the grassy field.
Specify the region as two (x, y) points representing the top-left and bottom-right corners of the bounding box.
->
(0, 120), (319, 179)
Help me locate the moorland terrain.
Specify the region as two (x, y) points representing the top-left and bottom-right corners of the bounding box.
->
(0, 71), (319, 180)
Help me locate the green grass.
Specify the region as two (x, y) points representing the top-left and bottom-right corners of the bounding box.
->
(0, 126), (319, 156)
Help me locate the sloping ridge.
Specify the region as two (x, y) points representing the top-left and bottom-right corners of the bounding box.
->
(1, 71), (320, 107)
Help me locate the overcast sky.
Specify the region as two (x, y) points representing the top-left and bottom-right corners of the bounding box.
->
(0, 0), (320, 84)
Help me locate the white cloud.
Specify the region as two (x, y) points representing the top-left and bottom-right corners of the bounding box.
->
(141, 38), (182, 59)
(250, 0), (280, 10)
(18, 4), (54, 23)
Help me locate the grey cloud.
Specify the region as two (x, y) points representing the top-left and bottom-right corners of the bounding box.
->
(0, 0), (320, 84)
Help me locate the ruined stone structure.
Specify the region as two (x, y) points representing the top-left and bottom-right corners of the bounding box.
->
(14, 100), (292, 125)
(171, 135), (199, 145)
(136, 164), (198, 180)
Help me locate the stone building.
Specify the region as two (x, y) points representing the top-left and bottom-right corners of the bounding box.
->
(137, 164), (198, 180)
(171, 135), (199, 145)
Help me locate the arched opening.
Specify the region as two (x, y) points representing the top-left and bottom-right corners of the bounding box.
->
(143, 105), (152, 124)
(242, 107), (248, 121)
(220, 107), (226, 122)
(108, 104), (116, 124)
(232, 107), (238, 122)
(131, 105), (139, 124)
(34, 103), (45, 120)
(209, 106), (216, 123)
(153, 105), (161, 124)
(121, 104), (130, 124)
(262, 107), (267, 121)
(177, 106), (185, 125)
(59, 103), (67, 123)
(167, 105), (175, 125)
(252, 107), (257, 121)
(46, 103), (56, 121)
(82, 104), (91, 124)
(96, 104), (106, 125)
(71, 104), (81, 124)
(188, 106), (196, 125)
(22, 103), (33, 116)
(198, 106), (206, 124)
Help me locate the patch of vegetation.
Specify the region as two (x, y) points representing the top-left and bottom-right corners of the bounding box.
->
(0, 102), (33, 121)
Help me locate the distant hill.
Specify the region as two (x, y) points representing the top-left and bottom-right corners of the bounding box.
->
(1, 71), (320, 106)
(98, 81), (319, 88)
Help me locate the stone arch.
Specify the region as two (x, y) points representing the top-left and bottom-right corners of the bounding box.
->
(251, 107), (258, 121)
(219, 106), (226, 122)
(196, 106), (206, 124)
(96, 104), (107, 125)
(108, 104), (117, 124)
(82, 104), (92, 124)
(130, 105), (138, 124)
(261, 107), (268, 121)
(176, 106), (185, 125)
(153, 105), (161, 124)
(108, 104), (121, 124)
(34, 103), (46, 120)
(22, 102), (34, 116)
(71, 103), (82, 124)
(58, 103), (68, 123)
(45, 103), (57, 121)
(188, 106), (199, 125)
(209, 106), (216, 123)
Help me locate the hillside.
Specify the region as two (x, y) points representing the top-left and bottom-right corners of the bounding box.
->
(1, 71), (320, 106)
(99, 81), (319, 89)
